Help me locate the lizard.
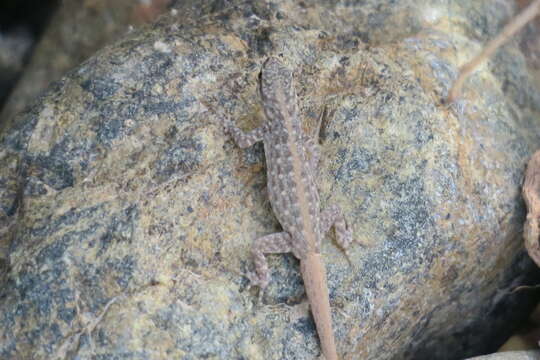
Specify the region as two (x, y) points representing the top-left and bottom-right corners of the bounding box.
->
(224, 57), (357, 360)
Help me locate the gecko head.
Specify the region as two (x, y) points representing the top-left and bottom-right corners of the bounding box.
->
(259, 57), (293, 98)
(259, 57), (295, 124)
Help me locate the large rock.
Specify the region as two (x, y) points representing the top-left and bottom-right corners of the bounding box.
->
(1, 0), (540, 359)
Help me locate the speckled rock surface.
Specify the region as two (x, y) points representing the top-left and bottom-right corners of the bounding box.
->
(1, 1), (540, 359)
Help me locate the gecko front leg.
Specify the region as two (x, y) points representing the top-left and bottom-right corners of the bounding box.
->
(303, 136), (321, 172)
(303, 106), (326, 171)
(224, 120), (268, 148)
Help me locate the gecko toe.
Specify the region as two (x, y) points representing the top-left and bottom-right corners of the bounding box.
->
(246, 271), (269, 289)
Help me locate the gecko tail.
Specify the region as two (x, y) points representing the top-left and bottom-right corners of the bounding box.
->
(300, 253), (338, 360)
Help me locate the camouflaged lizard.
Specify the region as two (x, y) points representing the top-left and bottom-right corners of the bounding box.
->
(226, 57), (357, 360)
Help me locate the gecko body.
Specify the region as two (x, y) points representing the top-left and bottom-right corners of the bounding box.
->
(226, 57), (355, 360)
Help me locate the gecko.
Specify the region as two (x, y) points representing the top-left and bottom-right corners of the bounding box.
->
(225, 57), (357, 360)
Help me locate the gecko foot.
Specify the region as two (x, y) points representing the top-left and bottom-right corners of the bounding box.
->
(246, 271), (269, 289)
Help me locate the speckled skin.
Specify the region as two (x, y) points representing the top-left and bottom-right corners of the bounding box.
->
(226, 57), (356, 360)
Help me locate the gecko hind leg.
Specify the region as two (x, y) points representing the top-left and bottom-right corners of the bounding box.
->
(247, 232), (293, 289)
(320, 204), (360, 262)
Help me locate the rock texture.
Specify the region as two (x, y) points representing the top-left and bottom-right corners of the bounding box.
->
(466, 351), (540, 360)
(1, 0), (540, 359)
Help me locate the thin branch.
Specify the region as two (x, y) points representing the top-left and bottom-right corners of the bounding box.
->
(447, 0), (540, 103)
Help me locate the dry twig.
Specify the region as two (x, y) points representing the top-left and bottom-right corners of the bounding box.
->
(447, 0), (540, 103)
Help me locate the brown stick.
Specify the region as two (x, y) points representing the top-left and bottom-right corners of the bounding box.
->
(447, 0), (540, 103)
